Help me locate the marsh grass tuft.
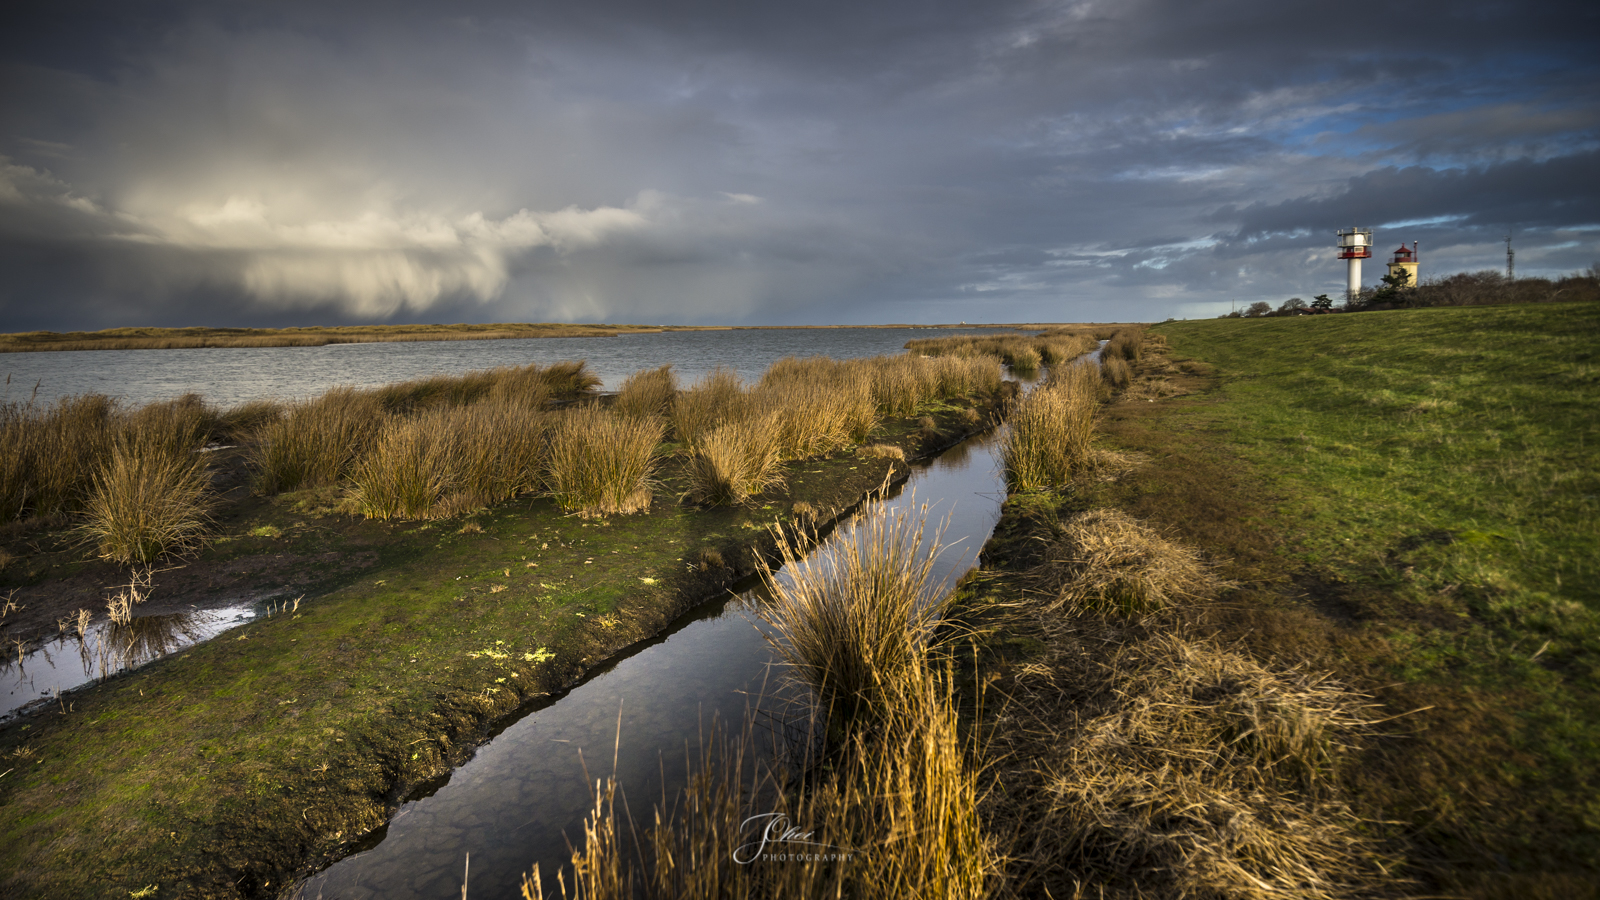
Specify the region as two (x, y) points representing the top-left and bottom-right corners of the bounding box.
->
(1038, 508), (1221, 616)
(672, 367), (747, 449)
(525, 503), (997, 900)
(614, 364), (676, 422)
(249, 387), (386, 494)
(546, 405), (664, 517)
(1002, 364), (1099, 491)
(756, 500), (951, 730)
(1100, 354), (1132, 389)
(685, 412), (785, 506)
(81, 438), (214, 564)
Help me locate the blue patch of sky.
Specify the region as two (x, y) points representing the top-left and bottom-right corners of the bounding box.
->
(1270, 55), (1589, 160)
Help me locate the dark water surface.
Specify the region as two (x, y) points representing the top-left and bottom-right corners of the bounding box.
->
(2, 603), (260, 721)
(295, 425), (1013, 900)
(4, 327), (1010, 408)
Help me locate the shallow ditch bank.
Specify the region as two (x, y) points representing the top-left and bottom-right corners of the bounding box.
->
(943, 339), (1413, 898)
(0, 394), (1003, 900)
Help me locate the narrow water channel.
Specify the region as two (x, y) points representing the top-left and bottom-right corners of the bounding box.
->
(294, 421), (1015, 899)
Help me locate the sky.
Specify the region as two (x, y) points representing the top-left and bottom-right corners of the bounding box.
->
(1, 0), (1596, 329)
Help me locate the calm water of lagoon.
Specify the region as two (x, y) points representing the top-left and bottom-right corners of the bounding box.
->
(3, 327), (1012, 408)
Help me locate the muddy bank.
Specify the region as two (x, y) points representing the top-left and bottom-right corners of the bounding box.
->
(0, 393), (1006, 900)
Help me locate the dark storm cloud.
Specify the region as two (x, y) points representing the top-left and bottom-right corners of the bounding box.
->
(1, 0), (1597, 328)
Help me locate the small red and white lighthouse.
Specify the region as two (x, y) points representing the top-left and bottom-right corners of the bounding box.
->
(1336, 226), (1372, 299)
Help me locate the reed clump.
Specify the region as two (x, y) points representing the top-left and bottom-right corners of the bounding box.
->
(756, 357), (873, 455)
(252, 361), (595, 498)
(755, 500), (950, 730)
(684, 412), (785, 506)
(81, 439), (214, 564)
(526, 503), (997, 900)
(0, 394), (120, 521)
(248, 387), (387, 494)
(1002, 365), (1099, 491)
(1038, 508), (1220, 616)
(526, 661), (997, 900)
(614, 364), (676, 422)
(1105, 327), (1145, 363)
(905, 332), (1097, 374)
(1100, 354), (1133, 390)
(672, 367), (747, 449)
(545, 405), (664, 517)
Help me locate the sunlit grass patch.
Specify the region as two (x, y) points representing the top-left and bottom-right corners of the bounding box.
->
(755, 499), (952, 730)
(546, 405), (664, 517)
(615, 364), (676, 422)
(81, 441), (213, 565)
(1038, 508), (1222, 616)
(1003, 364), (1099, 491)
(684, 412), (785, 506)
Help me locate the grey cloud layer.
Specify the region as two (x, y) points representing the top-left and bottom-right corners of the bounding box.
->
(1, 0), (1596, 329)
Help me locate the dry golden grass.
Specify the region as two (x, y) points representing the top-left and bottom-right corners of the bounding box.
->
(755, 500), (951, 730)
(614, 364), (677, 421)
(252, 362), (588, 497)
(524, 503), (997, 900)
(525, 660), (998, 900)
(0, 393), (120, 520)
(672, 367), (747, 449)
(1038, 508), (1222, 616)
(248, 387), (387, 494)
(905, 332), (1098, 376)
(998, 630), (1391, 899)
(857, 443), (906, 462)
(545, 405), (664, 517)
(1105, 327), (1146, 363)
(80, 441), (214, 564)
(1002, 365), (1100, 491)
(684, 412), (786, 505)
(1100, 354), (1133, 389)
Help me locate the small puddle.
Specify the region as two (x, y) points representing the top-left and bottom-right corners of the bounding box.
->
(297, 418), (1017, 899)
(2, 604), (261, 722)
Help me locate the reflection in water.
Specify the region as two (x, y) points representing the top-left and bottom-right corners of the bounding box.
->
(303, 422), (1013, 900)
(2, 605), (255, 720)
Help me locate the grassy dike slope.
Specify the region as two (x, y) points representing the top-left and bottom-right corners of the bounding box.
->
(0, 394), (999, 900)
(1144, 304), (1599, 888)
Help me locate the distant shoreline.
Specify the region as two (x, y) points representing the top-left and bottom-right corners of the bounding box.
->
(0, 321), (1101, 353)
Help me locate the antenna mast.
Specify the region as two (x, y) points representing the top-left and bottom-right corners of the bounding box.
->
(1505, 229), (1515, 281)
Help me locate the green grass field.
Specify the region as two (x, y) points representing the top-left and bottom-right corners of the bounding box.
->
(1152, 303), (1600, 890)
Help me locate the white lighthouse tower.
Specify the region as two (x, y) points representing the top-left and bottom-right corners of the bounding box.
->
(1336, 226), (1372, 300)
